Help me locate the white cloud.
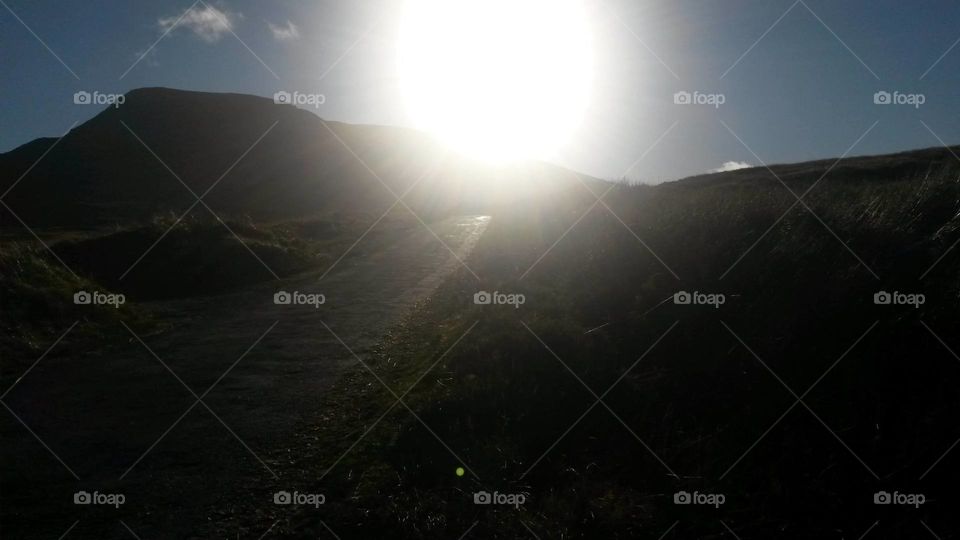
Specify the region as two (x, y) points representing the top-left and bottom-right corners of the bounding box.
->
(269, 20), (300, 42)
(711, 161), (752, 173)
(158, 4), (239, 43)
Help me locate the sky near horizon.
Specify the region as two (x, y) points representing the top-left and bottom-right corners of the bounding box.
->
(1, 0), (959, 183)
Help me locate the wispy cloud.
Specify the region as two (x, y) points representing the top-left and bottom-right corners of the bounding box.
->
(132, 47), (160, 68)
(269, 20), (300, 42)
(158, 4), (240, 43)
(711, 161), (752, 173)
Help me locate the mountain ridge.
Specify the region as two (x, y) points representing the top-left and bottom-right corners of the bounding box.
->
(2, 87), (958, 229)
(0, 87), (597, 228)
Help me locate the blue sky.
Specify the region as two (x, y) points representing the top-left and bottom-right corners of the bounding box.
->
(1, 0), (959, 182)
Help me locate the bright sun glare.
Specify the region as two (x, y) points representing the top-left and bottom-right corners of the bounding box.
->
(399, 0), (593, 162)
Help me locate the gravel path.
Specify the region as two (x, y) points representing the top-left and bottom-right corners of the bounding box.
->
(1, 215), (490, 539)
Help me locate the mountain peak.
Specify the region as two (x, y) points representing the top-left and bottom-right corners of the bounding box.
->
(0, 88), (591, 228)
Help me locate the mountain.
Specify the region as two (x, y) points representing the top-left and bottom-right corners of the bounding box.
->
(0, 87), (594, 228)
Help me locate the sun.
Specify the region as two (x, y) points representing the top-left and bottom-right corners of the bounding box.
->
(398, 0), (593, 162)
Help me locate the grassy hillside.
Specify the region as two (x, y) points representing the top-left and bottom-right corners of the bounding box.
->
(0, 242), (152, 377)
(275, 147), (960, 538)
(0, 210), (405, 382)
(52, 214), (359, 301)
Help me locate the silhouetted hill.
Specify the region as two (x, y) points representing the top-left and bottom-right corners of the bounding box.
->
(677, 144), (958, 189)
(0, 87), (594, 227)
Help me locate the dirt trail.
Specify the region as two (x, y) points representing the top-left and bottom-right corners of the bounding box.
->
(1, 215), (489, 539)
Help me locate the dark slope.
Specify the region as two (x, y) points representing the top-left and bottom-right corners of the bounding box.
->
(0, 87), (595, 227)
(276, 141), (960, 538)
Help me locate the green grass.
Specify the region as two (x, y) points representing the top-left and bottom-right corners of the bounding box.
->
(49, 212), (400, 301)
(0, 241), (153, 377)
(0, 211), (400, 378)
